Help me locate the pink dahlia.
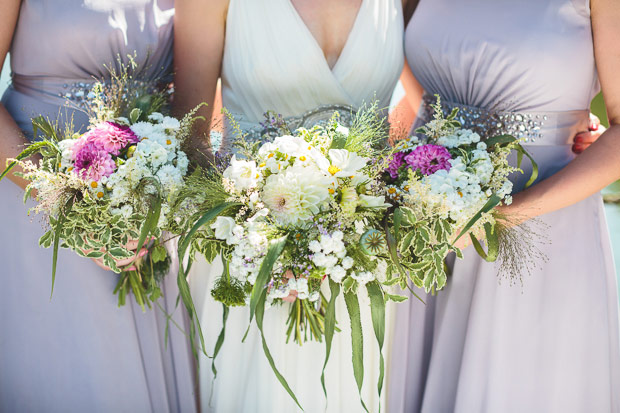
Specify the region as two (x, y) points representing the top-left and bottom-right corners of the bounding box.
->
(404, 144), (452, 176)
(73, 141), (116, 182)
(386, 151), (407, 179)
(83, 122), (139, 155)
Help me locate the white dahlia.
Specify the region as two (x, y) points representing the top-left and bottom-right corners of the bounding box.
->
(261, 164), (330, 227)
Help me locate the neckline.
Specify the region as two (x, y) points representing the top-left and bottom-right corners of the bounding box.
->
(286, 0), (366, 72)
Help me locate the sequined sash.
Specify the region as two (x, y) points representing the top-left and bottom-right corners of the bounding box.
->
(418, 94), (590, 146)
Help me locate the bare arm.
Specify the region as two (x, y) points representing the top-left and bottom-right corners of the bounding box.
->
(173, 0), (228, 162)
(389, 59), (425, 140)
(500, 0), (620, 221)
(0, 0), (31, 190)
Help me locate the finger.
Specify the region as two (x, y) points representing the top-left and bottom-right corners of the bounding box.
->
(282, 291), (298, 303)
(589, 113), (600, 131)
(572, 143), (584, 154)
(115, 249), (147, 268)
(284, 270), (294, 279)
(574, 132), (598, 144)
(92, 258), (112, 271)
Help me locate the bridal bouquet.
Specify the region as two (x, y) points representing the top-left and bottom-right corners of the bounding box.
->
(0, 74), (199, 312)
(382, 96), (539, 293)
(174, 107), (394, 409)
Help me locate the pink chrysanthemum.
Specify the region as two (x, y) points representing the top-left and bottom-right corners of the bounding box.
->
(73, 141), (116, 182)
(404, 144), (452, 176)
(386, 151), (407, 179)
(83, 122), (139, 155)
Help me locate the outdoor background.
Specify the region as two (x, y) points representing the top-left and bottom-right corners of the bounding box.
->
(1, 57), (619, 292)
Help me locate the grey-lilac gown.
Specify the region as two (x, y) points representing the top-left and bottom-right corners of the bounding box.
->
(0, 2), (197, 412)
(388, 0), (620, 412)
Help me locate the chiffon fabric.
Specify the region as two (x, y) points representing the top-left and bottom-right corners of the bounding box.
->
(388, 1), (620, 412)
(188, 0), (404, 411)
(0, 1), (197, 411)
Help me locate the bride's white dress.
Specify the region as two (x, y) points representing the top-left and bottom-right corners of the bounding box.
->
(188, 0), (403, 411)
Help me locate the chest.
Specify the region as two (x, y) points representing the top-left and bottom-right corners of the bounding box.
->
(290, 0), (363, 68)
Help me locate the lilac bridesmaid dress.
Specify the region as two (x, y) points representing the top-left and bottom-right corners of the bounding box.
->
(388, 0), (620, 412)
(0, 1), (197, 411)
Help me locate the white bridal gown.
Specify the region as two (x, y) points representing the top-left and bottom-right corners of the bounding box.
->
(188, 0), (404, 411)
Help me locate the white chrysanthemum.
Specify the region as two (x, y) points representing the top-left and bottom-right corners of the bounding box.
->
(261, 164), (330, 227)
(342, 256), (354, 270)
(130, 121), (155, 138)
(161, 116), (181, 131)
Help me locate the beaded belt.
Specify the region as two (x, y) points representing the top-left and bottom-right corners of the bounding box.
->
(11, 74), (165, 110)
(234, 104), (358, 143)
(419, 93), (590, 146)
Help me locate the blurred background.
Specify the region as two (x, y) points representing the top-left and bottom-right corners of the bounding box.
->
(1, 58), (619, 292)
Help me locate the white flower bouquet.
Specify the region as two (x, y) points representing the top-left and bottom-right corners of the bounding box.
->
(382, 96), (540, 294)
(0, 74), (200, 313)
(175, 107), (395, 408)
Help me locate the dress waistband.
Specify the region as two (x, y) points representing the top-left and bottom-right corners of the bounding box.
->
(10, 74), (168, 109)
(418, 94), (590, 146)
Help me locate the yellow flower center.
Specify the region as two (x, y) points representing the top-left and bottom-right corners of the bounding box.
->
(90, 181), (98, 188)
(404, 185), (410, 191)
(58, 162), (61, 168)
(259, 162), (266, 168)
(328, 188), (335, 195)
(388, 187), (397, 194)
(268, 153), (274, 158)
(166, 139), (172, 145)
(307, 146), (312, 150)
(328, 165), (341, 176)
(299, 156), (306, 161)
(458, 191), (463, 198)
(96, 192), (104, 199)
(67, 167), (73, 172)
(255, 173), (260, 179)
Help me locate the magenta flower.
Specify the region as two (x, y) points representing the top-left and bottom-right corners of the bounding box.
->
(83, 122), (139, 155)
(404, 144), (452, 176)
(73, 141), (116, 182)
(386, 151), (407, 179)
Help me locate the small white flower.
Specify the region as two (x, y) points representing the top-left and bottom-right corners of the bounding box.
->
(342, 256), (354, 270)
(359, 194), (391, 208)
(211, 216), (236, 243)
(308, 240), (322, 253)
(330, 265), (347, 283)
(223, 155), (260, 191)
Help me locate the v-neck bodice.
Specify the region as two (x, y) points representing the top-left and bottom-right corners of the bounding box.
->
(220, 0), (403, 129)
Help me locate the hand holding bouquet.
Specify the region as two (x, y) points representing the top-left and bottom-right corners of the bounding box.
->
(0, 73), (200, 311)
(382, 96), (541, 293)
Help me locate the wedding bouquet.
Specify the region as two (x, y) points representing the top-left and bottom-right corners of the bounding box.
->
(382, 96), (539, 293)
(174, 107), (395, 409)
(1, 72), (199, 312)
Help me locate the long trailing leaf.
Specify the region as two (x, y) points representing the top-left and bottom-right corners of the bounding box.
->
(51, 196), (74, 299)
(209, 304), (229, 405)
(177, 261), (208, 362)
(136, 195), (161, 256)
(255, 287), (303, 410)
(470, 222), (499, 262)
(321, 279), (341, 400)
(344, 290), (369, 413)
(248, 235), (288, 326)
(515, 143), (539, 188)
(367, 281), (386, 409)
(0, 140), (54, 182)
(178, 202), (239, 265)
(453, 193), (502, 244)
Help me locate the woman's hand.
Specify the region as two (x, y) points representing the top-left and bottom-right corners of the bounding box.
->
(87, 239), (151, 272)
(282, 270), (299, 303)
(572, 114), (606, 154)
